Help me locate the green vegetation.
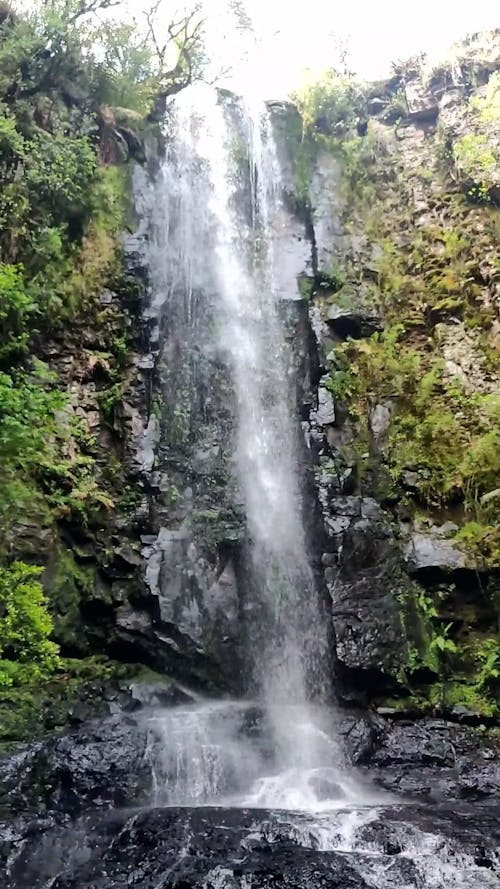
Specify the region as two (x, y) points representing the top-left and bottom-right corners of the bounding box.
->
(0, 656), (164, 753)
(328, 330), (500, 537)
(0, 0), (204, 717)
(290, 70), (378, 206)
(394, 583), (499, 717)
(452, 71), (500, 201)
(303, 63), (500, 571)
(292, 69), (364, 139)
(0, 562), (60, 687)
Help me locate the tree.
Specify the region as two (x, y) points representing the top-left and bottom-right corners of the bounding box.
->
(144, 1), (205, 119)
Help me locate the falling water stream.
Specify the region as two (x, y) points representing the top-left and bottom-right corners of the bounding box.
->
(142, 82), (363, 812)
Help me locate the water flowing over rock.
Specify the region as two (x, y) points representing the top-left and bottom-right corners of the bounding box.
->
(3, 62), (500, 889)
(132, 83), (351, 809)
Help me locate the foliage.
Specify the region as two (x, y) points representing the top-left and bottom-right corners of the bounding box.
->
(0, 262), (35, 360)
(0, 562), (60, 686)
(292, 69), (363, 139)
(455, 522), (500, 568)
(475, 638), (500, 691)
(0, 0), (207, 698)
(0, 0), (204, 546)
(328, 328), (500, 528)
(0, 363), (65, 534)
(453, 134), (496, 200)
(0, 655), (158, 751)
(452, 70), (500, 201)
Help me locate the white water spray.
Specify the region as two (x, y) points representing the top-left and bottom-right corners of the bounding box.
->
(138, 82), (363, 810)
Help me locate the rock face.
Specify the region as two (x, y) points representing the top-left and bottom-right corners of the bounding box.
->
(6, 37), (495, 725)
(120, 99), (322, 696)
(298, 33), (500, 716)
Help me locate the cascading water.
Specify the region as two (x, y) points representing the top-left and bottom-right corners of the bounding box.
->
(130, 84), (500, 889)
(140, 82), (363, 811)
(198, 88), (336, 804)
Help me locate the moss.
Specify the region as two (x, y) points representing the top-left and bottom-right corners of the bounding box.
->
(432, 680), (497, 718)
(0, 656), (152, 755)
(47, 547), (97, 655)
(375, 682), (497, 719)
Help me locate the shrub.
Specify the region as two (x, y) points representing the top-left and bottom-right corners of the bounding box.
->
(0, 561), (59, 686)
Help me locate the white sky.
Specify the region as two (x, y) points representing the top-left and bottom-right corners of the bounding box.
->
(201, 0), (499, 96)
(23, 0), (500, 96)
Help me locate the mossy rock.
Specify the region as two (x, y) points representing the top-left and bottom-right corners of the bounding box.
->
(43, 545), (115, 656)
(0, 656), (154, 755)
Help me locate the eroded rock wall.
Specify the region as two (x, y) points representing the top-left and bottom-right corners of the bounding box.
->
(290, 32), (500, 718)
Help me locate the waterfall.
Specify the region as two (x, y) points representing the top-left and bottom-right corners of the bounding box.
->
(138, 83), (366, 811)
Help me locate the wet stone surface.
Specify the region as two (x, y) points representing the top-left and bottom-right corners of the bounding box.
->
(3, 804), (500, 888)
(1, 709), (499, 888)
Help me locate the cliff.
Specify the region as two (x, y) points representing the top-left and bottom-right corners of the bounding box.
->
(288, 30), (500, 719)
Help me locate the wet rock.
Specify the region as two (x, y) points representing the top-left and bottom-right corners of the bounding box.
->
(363, 718), (500, 802)
(5, 808), (375, 889)
(124, 679), (194, 708)
(5, 802), (500, 889)
(116, 605), (152, 632)
(403, 531), (466, 575)
(371, 723), (456, 768)
(384, 839), (402, 855)
(327, 517), (412, 686)
(141, 527), (243, 690)
(370, 403), (391, 438)
(325, 302), (382, 340)
(341, 717), (378, 764)
(0, 715), (150, 821)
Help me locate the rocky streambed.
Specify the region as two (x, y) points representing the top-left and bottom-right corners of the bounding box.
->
(1, 689), (499, 888)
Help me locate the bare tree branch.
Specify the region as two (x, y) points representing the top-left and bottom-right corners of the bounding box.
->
(144, 1), (205, 96)
(66, 0), (120, 25)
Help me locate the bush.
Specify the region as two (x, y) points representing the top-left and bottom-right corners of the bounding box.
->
(292, 69), (364, 138)
(0, 561), (60, 686)
(0, 262), (35, 361)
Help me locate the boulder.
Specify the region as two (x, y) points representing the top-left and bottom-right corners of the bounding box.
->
(326, 515), (412, 689)
(325, 301), (382, 339)
(363, 717), (500, 802)
(404, 77), (439, 122)
(314, 384), (336, 426)
(0, 715), (150, 821)
(403, 531), (467, 575)
(369, 403), (391, 439)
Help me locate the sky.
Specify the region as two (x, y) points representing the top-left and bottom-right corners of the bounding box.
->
(22, 0), (500, 96)
(200, 0), (499, 96)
